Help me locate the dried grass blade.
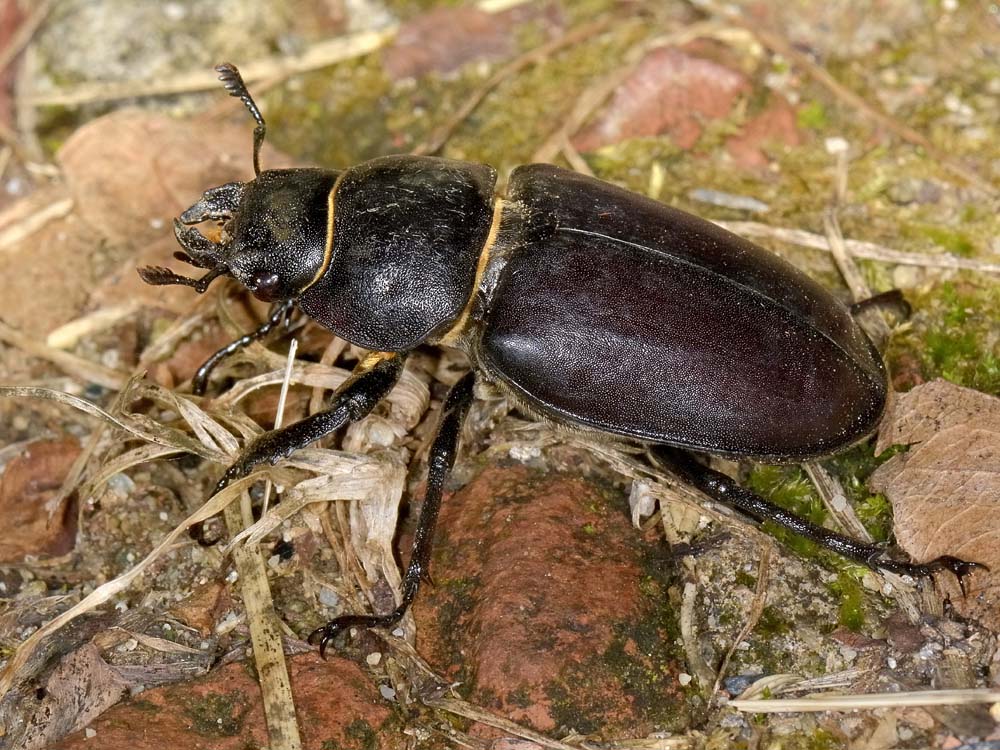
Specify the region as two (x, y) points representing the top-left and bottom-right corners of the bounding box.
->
(0, 473), (261, 696)
(730, 688), (1000, 713)
(232, 540), (301, 749)
(0, 320), (127, 389)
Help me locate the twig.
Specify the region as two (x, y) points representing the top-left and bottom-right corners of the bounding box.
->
(0, 0), (53, 75)
(823, 147), (892, 344)
(803, 463), (870, 542)
(712, 542), (773, 700)
(227, 501), (302, 750)
(413, 16), (617, 156)
(715, 220), (1000, 274)
(45, 303), (141, 349)
(262, 338), (298, 516)
(26, 29), (397, 107)
(0, 319), (128, 390)
(691, 0), (997, 197)
(0, 197), (73, 250)
(680, 581), (715, 694)
(0, 119), (34, 167)
(25, 0), (536, 109)
(426, 696), (579, 748)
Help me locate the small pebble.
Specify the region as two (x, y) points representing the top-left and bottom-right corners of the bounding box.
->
(824, 136), (849, 154)
(366, 652), (382, 666)
(723, 674), (761, 695)
(678, 673), (692, 686)
(85, 728), (96, 739)
(379, 684), (396, 700)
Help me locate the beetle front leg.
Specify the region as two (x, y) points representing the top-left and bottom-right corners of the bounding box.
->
(192, 299), (296, 395)
(200, 352), (405, 531)
(653, 446), (984, 590)
(308, 370), (476, 656)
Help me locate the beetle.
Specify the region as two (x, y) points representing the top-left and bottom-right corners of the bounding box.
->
(139, 64), (980, 655)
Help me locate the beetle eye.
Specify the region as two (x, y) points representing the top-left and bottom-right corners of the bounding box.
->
(249, 271), (281, 301)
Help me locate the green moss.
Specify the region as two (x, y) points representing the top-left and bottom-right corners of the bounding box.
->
(747, 465), (829, 558)
(827, 572), (865, 631)
(734, 569), (757, 589)
(914, 225), (976, 257)
(891, 281), (1000, 393)
(756, 606), (792, 637)
(181, 690), (248, 737)
(345, 719), (378, 750)
(506, 686), (533, 708)
(796, 100), (829, 130)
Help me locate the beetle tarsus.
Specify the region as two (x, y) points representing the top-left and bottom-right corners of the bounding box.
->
(878, 555), (987, 596)
(310, 372), (475, 656)
(652, 446), (985, 594)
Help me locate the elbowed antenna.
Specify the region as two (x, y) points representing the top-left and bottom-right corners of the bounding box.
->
(216, 62), (266, 176)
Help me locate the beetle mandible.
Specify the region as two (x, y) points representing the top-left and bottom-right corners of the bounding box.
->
(139, 64), (981, 655)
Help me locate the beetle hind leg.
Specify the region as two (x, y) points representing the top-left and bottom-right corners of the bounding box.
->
(308, 370), (476, 657)
(849, 289), (912, 321)
(653, 446), (985, 592)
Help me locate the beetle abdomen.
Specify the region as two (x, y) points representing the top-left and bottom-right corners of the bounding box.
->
(479, 164), (887, 459)
(299, 155), (497, 351)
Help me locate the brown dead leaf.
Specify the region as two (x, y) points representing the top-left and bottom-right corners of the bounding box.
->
(875, 379), (998, 455)
(869, 379), (1000, 630)
(59, 110), (294, 313)
(0, 437), (81, 562)
(57, 109), (285, 246)
(17, 644), (129, 750)
(168, 580), (229, 637)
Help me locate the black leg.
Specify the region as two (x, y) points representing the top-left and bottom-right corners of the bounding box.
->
(192, 299), (295, 396)
(193, 352), (406, 543)
(849, 289), (911, 321)
(653, 446), (983, 588)
(309, 370), (476, 656)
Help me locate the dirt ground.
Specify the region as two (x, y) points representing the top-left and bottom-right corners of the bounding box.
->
(0, 1), (998, 749)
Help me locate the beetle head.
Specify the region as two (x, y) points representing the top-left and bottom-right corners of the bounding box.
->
(138, 63), (333, 302)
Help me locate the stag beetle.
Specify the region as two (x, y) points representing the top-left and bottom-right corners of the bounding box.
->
(139, 64), (980, 655)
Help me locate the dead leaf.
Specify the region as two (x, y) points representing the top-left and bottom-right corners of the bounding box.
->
(869, 379), (1000, 630)
(0, 437), (81, 562)
(168, 580), (229, 637)
(875, 379), (998, 455)
(17, 644), (129, 750)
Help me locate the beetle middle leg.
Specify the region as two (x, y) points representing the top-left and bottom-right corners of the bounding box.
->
(308, 370), (476, 656)
(653, 446), (983, 589)
(192, 299), (296, 395)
